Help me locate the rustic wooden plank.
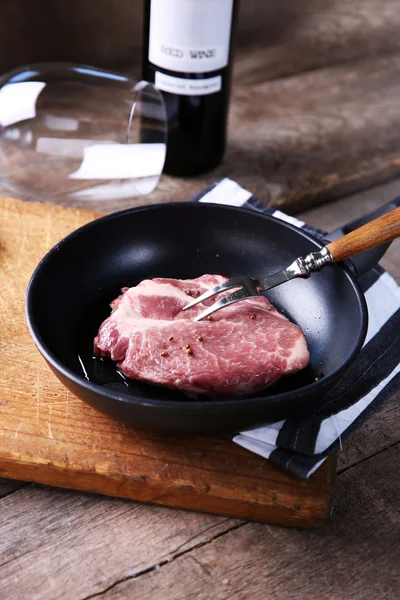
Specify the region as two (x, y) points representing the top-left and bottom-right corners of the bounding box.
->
(235, 0), (400, 82)
(2, 0), (400, 80)
(0, 0), (143, 74)
(0, 411), (398, 600)
(154, 53), (400, 212)
(226, 52), (400, 212)
(2, 2), (400, 216)
(0, 181), (398, 599)
(2, 2), (400, 214)
(0, 484), (240, 600)
(4, 51), (400, 215)
(0, 449), (335, 529)
(87, 443), (400, 600)
(337, 393), (400, 472)
(0, 196), (335, 528)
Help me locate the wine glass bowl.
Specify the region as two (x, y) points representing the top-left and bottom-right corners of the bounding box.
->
(0, 63), (167, 205)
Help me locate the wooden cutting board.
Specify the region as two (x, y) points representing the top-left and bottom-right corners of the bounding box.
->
(0, 197), (335, 528)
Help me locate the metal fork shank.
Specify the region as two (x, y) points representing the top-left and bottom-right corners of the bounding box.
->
(192, 288), (250, 321)
(185, 247), (334, 321)
(182, 276), (249, 311)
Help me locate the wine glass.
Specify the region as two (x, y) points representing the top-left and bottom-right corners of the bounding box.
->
(0, 62), (167, 206)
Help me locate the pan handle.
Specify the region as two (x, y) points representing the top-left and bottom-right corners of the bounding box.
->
(324, 195), (400, 276)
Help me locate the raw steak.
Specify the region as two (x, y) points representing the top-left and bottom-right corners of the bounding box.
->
(93, 274), (309, 397)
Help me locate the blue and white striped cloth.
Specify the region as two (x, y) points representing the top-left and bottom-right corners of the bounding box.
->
(192, 178), (400, 479)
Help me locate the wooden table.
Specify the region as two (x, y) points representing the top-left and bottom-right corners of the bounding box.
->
(0, 173), (399, 599)
(1, 1), (400, 594)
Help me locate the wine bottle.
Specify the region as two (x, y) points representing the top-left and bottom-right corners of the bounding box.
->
(142, 0), (239, 177)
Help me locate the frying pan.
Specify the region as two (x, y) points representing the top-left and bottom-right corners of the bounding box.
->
(26, 197), (400, 435)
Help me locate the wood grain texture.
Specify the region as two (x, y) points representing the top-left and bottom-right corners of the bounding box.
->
(5, 51), (400, 215)
(0, 184), (399, 600)
(326, 206), (400, 261)
(80, 443), (400, 600)
(1, 446), (399, 600)
(226, 52), (400, 212)
(235, 0), (400, 81)
(2, 3), (400, 214)
(337, 391), (400, 472)
(2, 0), (400, 79)
(0, 484), (241, 600)
(0, 196), (335, 528)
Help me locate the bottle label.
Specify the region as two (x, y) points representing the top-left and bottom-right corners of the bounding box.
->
(155, 71), (221, 95)
(149, 0), (234, 74)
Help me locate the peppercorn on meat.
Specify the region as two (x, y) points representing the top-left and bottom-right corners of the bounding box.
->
(93, 274), (309, 397)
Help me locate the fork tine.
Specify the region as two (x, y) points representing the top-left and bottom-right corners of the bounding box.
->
(182, 277), (245, 311)
(193, 288), (250, 322)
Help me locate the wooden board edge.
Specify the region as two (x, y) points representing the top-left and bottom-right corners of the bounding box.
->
(0, 455), (336, 528)
(1, 195), (104, 216)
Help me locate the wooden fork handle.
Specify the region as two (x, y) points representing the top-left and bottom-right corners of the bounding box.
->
(326, 206), (400, 262)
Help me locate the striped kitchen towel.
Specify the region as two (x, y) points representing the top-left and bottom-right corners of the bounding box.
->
(192, 178), (400, 479)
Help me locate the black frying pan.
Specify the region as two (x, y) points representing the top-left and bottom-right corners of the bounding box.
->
(26, 197), (400, 435)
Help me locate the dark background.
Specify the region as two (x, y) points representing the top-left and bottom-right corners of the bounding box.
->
(2, 0), (399, 78)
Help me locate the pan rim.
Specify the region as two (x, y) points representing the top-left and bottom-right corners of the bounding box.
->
(25, 202), (368, 413)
